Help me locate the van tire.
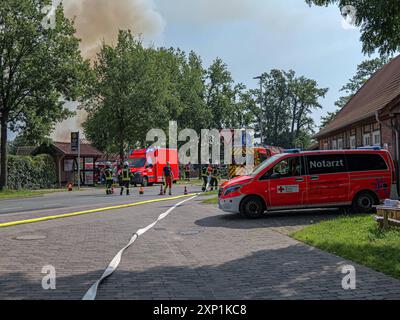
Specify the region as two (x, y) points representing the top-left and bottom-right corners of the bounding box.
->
(240, 196), (265, 219)
(352, 191), (376, 213)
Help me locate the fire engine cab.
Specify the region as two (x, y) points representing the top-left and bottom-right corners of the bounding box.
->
(128, 148), (179, 187)
(219, 149), (397, 218)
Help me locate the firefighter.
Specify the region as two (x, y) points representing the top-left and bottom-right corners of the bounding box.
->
(104, 162), (114, 195)
(184, 162), (191, 181)
(163, 162), (173, 195)
(119, 161), (132, 195)
(201, 165), (208, 192)
(210, 165), (220, 191)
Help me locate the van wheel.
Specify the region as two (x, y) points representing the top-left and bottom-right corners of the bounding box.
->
(352, 192), (375, 213)
(142, 177), (148, 187)
(240, 196), (265, 219)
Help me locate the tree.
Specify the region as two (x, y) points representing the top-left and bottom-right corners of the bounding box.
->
(320, 56), (391, 128)
(0, 0), (88, 190)
(254, 69), (327, 148)
(305, 0), (400, 55)
(206, 58), (237, 129)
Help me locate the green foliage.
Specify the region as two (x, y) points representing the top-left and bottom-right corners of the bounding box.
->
(0, 0), (89, 189)
(320, 56), (391, 129)
(292, 214), (400, 279)
(255, 69), (328, 148)
(82, 31), (327, 154)
(305, 0), (400, 55)
(7, 154), (57, 190)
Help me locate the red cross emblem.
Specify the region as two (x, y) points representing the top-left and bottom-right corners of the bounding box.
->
(278, 186), (285, 193)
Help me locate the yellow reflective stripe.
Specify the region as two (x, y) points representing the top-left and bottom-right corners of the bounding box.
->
(0, 194), (198, 229)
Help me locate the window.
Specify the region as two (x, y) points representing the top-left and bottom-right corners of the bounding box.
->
(129, 158), (146, 168)
(373, 130), (381, 146)
(350, 135), (356, 149)
(251, 154), (284, 177)
(306, 154), (346, 175)
(363, 133), (371, 146)
(267, 156), (303, 179)
(346, 154), (387, 172)
(337, 138), (343, 149)
(323, 143), (328, 150)
(332, 140), (337, 150)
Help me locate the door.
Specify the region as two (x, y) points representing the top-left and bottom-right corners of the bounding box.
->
(305, 153), (349, 206)
(267, 156), (308, 208)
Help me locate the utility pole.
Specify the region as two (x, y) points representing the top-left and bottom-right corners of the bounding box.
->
(253, 75), (264, 146)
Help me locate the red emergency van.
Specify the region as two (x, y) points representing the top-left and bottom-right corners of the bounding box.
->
(128, 148), (179, 187)
(219, 149), (397, 218)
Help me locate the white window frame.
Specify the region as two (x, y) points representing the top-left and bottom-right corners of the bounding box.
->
(337, 138), (343, 149)
(373, 130), (381, 146)
(363, 133), (371, 146)
(350, 135), (356, 149)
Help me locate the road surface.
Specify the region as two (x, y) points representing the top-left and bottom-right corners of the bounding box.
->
(0, 185), (399, 300)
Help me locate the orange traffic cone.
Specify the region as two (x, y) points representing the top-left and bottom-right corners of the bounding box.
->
(139, 186), (144, 195)
(159, 184), (164, 195)
(184, 186), (188, 195)
(67, 183), (73, 192)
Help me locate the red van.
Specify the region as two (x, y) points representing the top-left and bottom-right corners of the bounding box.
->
(129, 148), (179, 187)
(219, 149), (397, 218)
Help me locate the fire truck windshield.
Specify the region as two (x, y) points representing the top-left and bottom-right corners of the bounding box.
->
(129, 158), (146, 168)
(249, 154), (284, 177)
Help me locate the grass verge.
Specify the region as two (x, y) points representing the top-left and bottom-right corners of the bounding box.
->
(0, 189), (64, 200)
(292, 214), (400, 280)
(201, 196), (218, 204)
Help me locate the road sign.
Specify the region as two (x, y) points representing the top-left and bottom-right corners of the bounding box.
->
(71, 132), (81, 190)
(71, 132), (79, 152)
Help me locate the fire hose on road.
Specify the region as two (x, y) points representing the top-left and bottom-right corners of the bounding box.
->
(82, 194), (199, 300)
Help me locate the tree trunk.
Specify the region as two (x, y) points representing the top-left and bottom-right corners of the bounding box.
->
(0, 114), (8, 191)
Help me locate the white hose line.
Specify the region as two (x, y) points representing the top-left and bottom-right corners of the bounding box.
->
(82, 195), (198, 300)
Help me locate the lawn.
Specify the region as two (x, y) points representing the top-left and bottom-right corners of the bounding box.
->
(292, 214), (400, 280)
(201, 196), (218, 204)
(0, 189), (64, 200)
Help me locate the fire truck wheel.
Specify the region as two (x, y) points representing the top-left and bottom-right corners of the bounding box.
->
(142, 177), (148, 187)
(352, 191), (376, 213)
(240, 196), (265, 219)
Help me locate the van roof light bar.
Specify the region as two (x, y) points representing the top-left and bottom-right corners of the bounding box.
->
(357, 146), (382, 150)
(284, 148), (302, 153)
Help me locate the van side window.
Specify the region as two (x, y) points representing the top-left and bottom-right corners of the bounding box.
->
(306, 154), (346, 175)
(346, 154), (388, 171)
(265, 156), (303, 179)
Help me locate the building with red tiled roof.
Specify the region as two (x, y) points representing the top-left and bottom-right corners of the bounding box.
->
(33, 141), (103, 187)
(315, 55), (400, 186)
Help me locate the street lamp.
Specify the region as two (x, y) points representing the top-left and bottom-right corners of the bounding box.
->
(254, 75), (264, 145)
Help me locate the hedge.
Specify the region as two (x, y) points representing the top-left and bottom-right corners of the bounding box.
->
(6, 154), (58, 190)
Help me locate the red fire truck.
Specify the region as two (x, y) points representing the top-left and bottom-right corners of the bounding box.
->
(128, 148), (179, 187)
(228, 145), (283, 178)
(219, 148), (397, 218)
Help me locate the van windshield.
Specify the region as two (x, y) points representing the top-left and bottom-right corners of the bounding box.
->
(129, 158), (146, 168)
(249, 154), (285, 176)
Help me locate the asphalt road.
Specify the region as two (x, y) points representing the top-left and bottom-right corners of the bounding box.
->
(0, 184), (196, 224)
(1, 186), (400, 300)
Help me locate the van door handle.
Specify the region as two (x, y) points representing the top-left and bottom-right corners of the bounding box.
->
(295, 178), (304, 182)
(310, 176), (319, 181)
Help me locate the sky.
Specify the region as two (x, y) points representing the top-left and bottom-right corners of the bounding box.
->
(10, 0), (373, 141)
(150, 0), (370, 126)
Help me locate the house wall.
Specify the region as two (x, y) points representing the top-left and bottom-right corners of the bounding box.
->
(317, 115), (397, 160)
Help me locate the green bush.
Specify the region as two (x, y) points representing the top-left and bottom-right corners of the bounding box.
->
(7, 154), (57, 190)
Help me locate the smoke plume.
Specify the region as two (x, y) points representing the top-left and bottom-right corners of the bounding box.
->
(51, 0), (164, 142)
